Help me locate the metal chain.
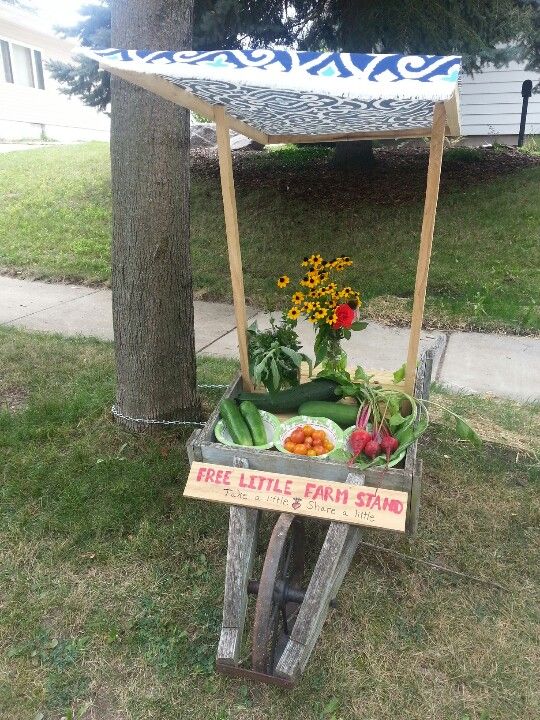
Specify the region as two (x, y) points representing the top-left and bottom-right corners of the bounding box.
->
(110, 382), (229, 427)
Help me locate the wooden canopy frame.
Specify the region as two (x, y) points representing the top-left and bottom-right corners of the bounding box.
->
(104, 63), (456, 396)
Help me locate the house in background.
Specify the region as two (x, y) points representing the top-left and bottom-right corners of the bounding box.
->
(0, 1), (538, 146)
(459, 61), (540, 144)
(0, 2), (109, 142)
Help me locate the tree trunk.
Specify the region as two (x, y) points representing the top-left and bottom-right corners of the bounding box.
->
(110, 0), (199, 430)
(332, 140), (375, 169)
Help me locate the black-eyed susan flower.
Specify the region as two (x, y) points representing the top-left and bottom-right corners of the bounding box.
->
(326, 312), (338, 325)
(300, 271), (320, 289)
(292, 291), (304, 305)
(314, 307), (328, 320)
(287, 306), (301, 321)
(277, 275), (290, 288)
(303, 301), (316, 313)
(308, 253), (323, 268)
(301, 256), (310, 267)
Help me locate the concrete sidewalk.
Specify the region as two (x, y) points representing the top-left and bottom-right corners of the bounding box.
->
(1, 275), (538, 402)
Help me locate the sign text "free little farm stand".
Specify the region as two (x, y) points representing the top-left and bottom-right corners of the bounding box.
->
(184, 462), (408, 532)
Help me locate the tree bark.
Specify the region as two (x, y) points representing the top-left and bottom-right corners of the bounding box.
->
(110, 0), (199, 430)
(332, 140), (375, 169)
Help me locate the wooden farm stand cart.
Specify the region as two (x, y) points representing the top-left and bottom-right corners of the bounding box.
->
(89, 47), (462, 686)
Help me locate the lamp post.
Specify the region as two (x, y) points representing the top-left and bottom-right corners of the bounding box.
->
(517, 79), (533, 147)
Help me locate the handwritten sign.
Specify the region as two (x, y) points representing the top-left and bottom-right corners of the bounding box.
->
(184, 462), (408, 532)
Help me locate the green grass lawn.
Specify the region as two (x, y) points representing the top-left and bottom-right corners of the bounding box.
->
(0, 142), (539, 334)
(1, 327), (539, 719)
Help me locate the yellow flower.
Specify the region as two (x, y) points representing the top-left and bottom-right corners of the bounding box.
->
(287, 306), (301, 321)
(292, 291), (304, 305)
(301, 256), (310, 267)
(300, 271), (320, 289)
(277, 275), (290, 288)
(308, 315), (318, 323)
(303, 301), (316, 313)
(326, 312), (338, 325)
(308, 253), (323, 268)
(314, 307), (328, 320)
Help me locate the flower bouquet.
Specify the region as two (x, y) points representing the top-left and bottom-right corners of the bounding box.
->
(276, 253), (366, 372)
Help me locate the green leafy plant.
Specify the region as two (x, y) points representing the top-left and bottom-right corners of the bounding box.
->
(318, 363), (481, 468)
(247, 316), (312, 393)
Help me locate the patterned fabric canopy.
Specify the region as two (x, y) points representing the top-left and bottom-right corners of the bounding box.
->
(84, 48), (461, 137)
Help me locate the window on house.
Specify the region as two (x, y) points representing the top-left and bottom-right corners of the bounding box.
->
(0, 39), (45, 89)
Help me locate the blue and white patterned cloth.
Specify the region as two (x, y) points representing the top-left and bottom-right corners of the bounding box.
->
(82, 48), (461, 136)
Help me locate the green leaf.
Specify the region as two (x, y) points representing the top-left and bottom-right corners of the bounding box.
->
(455, 417), (482, 446)
(253, 359), (266, 384)
(314, 339), (328, 367)
(389, 412), (407, 430)
(393, 363), (406, 383)
(343, 329), (351, 340)
(270, 358), (279, 392)
(351, 321), (368, 331)
(354, 365), (371, 382)
(323, 697), (340, 716)
(280, 346), (302, 367)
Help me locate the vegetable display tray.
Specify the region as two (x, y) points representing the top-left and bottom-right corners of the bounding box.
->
(187, 345), (438, 537)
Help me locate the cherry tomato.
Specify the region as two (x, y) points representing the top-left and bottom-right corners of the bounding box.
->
(324, 442), (334, 452)
(314, 446), (326, 456)
(284, 441), (296, 452)
(290, 429), (305, 445)
(304, 436), (313, 446)
(306, 448), (317, 457)
(294, 444), (308, 455)
(302, 425), (314, 437)
(312, 430), (325, 443)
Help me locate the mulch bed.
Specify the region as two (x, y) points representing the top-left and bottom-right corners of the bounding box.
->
(190, 145), (540, 208)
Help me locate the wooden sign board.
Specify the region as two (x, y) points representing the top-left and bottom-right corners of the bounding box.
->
(185, 462), (408, 532)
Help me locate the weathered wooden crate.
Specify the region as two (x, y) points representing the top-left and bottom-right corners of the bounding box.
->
(188, 341), (441, 537)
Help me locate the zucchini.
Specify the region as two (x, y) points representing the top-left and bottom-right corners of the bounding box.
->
(298, 400), (359, 428)
(239, 401), (267, 446)
(219, 399), (253, 446)
(237, 379), (339, 413)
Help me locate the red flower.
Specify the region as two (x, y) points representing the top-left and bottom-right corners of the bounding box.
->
(332, 303), (356, 330)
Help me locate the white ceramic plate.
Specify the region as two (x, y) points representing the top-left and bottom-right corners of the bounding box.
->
(214, 410), (280, 450)
(275, 415), (344, 459)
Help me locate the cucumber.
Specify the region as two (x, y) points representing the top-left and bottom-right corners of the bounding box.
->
(219, 399), (253, 446)
(298, 400), (359, 428)
(239, 401), (267, 446)
(237, 379), (339, 413)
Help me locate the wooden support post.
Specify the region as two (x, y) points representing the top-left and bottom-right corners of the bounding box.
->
(275, 473), (365, 681)
(217, 458), (260, 665)
(215, 104), (252, 390)
(404, 103), (447, 395)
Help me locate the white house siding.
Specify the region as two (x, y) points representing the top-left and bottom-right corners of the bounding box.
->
(460, 61), (540, 143)
(0, 5), (109, 141)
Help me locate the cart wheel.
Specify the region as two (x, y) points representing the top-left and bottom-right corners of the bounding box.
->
(252, 513), (305, 674)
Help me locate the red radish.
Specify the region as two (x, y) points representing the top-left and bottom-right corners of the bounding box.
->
(349, 428), (371, 456)
(380, 435), (399, 462)
(363, 437), (381, 459)
(380, 422), (399, 463)
(348, 404), (372, 464)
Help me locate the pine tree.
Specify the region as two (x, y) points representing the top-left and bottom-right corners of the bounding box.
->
(46, 2), (111, 112)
